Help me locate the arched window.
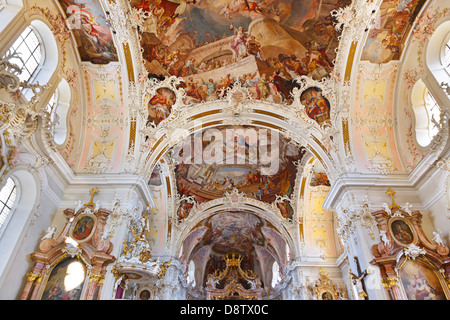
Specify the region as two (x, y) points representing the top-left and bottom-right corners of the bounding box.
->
(49, 79), (71, 145)
(8, 26), (43, 84)
(0, 177), (17, 230)
(426, 21), (450, 93)
(423, 89), (441, 140)
(3, 20), (58, 100)
(444, 38), (450, 77)
(271, 261), (281, 288)
(187, 260), (196, 287)
(411, 79), (442, 147)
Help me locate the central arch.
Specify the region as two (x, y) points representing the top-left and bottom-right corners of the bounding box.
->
(174, 195), (295, 293)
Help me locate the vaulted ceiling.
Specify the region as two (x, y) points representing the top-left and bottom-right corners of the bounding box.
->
(5, 0), (447, 293)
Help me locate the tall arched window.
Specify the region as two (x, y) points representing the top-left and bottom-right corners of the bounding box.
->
(8, 26), (43, 84)
(0, 178), (17, 230)
(187, 260), (196, 287)
(49, 79), (71, 145)
(411, 79), (442, 147)
(3, 20), (58, 100)
(444, 37), (450, 77)
(426, 21), (450, 93)
(271, 261), (281, 288)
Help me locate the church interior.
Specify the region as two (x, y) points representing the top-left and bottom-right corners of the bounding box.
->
(0, 0), (449, 301)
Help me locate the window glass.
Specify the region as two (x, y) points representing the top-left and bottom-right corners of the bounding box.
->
(424, 89), (441, 143)
(7, 26), (43, 83)
(0, 178), (17, 229)
(444, 39), (450, 76)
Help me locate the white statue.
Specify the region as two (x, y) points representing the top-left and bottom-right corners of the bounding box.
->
(401, 202), (413, 215)
(41, 227), (56, 241)
(432, 231), (445, 246)
(382, 203), (391, 215)
(379, 230), (390, 246)
(94, 200), (101, 212)
(75, 200), (83, 213)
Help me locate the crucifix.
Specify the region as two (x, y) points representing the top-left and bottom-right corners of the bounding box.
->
(350, 256), (369, 300)
(385, 188), (399, 209)
(84, 187), (100, 206)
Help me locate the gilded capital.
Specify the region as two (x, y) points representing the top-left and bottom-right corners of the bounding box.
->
(89, 273), (104, 283)
(26, 272), (42, 282)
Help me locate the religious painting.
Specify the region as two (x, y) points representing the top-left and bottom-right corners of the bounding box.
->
(139, 289), (151, 300)
(399, 260), (447, 300)
(389, 218), (415, 246)
(131, 0), (350, 103)
(58, 0), (118, 64)
(146, 87), (176, 125)
(202, 211), (264, 254)
(177, 199), (194, 221)
(173, 125), (307, 204)
(71, 214), (96, 242)
(148, 167), (163, 186)
(300, 87), (330, 125)
(322, 292), (334, 300)
(361, 0), (426, 63)
(41, 258), (86, 300)
(310, 171), (330, 187)
(277, 200), (294, 220)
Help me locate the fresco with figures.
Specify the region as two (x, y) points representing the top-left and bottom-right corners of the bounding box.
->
(184, 211), (286, 287)
(58, 0), (119, 64)
(361, 0), (426, 63)
(172, 125), (306, 208)
(131, 0), (349, 104)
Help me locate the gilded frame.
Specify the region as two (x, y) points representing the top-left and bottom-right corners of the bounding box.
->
(396, 257), (449, 300)
(70, 213), (98, 243)
(388, 217), (417, 247)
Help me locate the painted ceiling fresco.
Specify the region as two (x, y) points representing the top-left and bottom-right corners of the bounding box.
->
(173, 125), (307, 206)
(59, 0), (118, 64)
(361, 0), (426, 63)
(186, 211), (285, 286)
(131, 0), (350, 103)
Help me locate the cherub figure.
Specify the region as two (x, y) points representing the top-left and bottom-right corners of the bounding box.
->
(382, 202), (391, 215)
(432, 231), (445, 246)
(41, 227), (57, 241)
(379, 229), (390, 247)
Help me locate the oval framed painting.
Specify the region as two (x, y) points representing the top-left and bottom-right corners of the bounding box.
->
(389, 217), (416, 247)
(70, 214), (97, 243)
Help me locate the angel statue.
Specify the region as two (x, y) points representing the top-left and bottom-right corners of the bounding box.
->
(432, 231), (445, 246)
(75, 200), (83, 213)
(41, 227), (57, 241)
(382, 203), (391, 215)
(401, 202), (413, 215)
(379, 229), (390, 247)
